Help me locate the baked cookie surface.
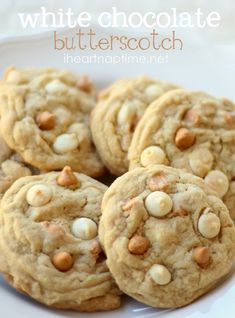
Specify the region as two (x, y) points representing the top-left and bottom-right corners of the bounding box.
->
(0, 167), (120, 311)
(100, 165), (235, 308)
(128, 90), (235, 219)
(0, 67), (104, 177)
(0, 134), (37, 197)
(91, 76), (178, 175)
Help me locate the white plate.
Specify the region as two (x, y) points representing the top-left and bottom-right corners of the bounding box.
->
(0, 27), (235, 318)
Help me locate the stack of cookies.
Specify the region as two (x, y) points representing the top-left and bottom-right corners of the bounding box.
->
(0, 67), (234, 312)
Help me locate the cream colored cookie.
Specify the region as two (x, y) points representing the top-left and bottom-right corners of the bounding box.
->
(0, 134), (38, 197)
(90, 76), (178, 175)
(100, 165), (235, 308)
(129, 90), (235, 219)
(0, 167), (120, 311)
(0, 67), (104, 177)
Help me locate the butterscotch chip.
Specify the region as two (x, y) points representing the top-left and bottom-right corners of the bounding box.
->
(224, 113), (234, 125)
(77, 75), (92, 92)
(148, 175), (169, 191)
(193, 247), (210, 267)
(128, 235), (150, 254)
(184, 109), (200, 125)
(122, 197), (140, 211)
(52, 252), (74, 272)
(41, 221), (63, 236)
(170, 209), (188, 217)
(35, 111), (55, 130)
(175, 128), (196, 150)
(57, 166), (79, 187)
(41, 220), (51, 228)
(90, 241), (102, 255)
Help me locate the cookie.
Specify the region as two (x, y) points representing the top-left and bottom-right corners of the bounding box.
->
(0, 167), (120, 311)
(128, 90), (235, 219)
(0, 134), (37, 197)
(99, 165), (235, 308)
(90, 76), (178, 175)
(0, 67), (104, 177)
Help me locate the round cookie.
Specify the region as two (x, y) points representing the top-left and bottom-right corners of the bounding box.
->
(128, 90), (235, 219)
(0, 134), (38, 197)
(100, 165), (235, 308)
(90, 76), (178, 175)
(0, 167), (120, 311)
(0, 67), (104, 177)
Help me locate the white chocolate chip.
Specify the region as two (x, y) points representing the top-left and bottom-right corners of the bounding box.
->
(26, 184), (52, 207)
(149, 264), (171, 285)
(68, 123), (85, 134)
(198, 210), (221, 238)
(140, 146), (166, 167)
(189, 149), (213, 177)
(145, 191), (172, 217)
(117, 102), (135, 126)
(68, 123), (91, 151)
(71, 217), (97, 240)
(204, 170), (229, 197)
(53, 133), (79, 154)
(6, 70), (26, 84)
(45, 79), (67, 94)
(145, 84), (163, 99)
